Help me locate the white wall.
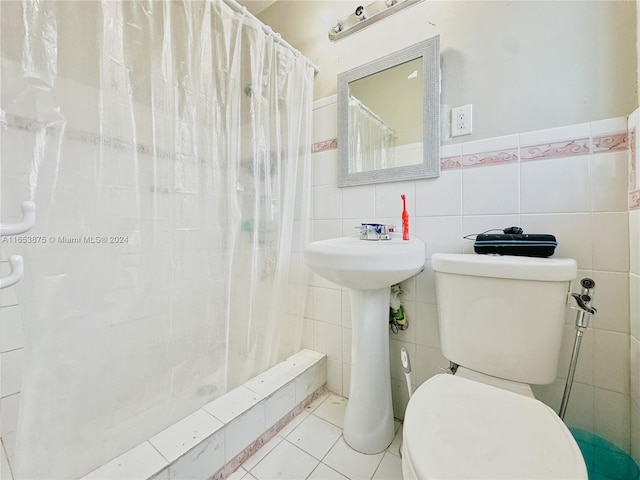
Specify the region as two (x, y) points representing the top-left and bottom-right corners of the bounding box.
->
(305, 96), (633, 452)
(259, 1), (637, 143)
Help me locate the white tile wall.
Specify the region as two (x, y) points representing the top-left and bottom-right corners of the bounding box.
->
(313, 150), (340, 188)
(593, 330), (630, 394)
(521, 213), (592, 268)
(591, 151), (629, 212)
(313, 185), (342, 220)
(342, 185), (376, 220)
(264, 383), (296, 428)
(307, 97), (634, 454)
(167, 432), (225, 480)
(415, 169), (462, 217)
(149, 409), (224, 463)
(630, 210), (640, 275)
(312, 96), (338, 144)
(462, 163), (520, 215)
(223, 402), (268, 463)
(520, 155), (591, 213)
(592, 212), (630, 272)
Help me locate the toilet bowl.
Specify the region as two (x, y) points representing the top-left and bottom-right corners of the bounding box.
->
(402, 374), (587, 479)
(401, 253), (587, 479)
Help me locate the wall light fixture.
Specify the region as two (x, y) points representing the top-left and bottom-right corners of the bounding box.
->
(325, 0), (424, 42)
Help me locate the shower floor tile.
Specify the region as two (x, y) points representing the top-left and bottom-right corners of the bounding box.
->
(237, 393), (404, 480)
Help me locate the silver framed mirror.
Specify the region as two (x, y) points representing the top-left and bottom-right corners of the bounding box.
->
(338, 36), (440, 187)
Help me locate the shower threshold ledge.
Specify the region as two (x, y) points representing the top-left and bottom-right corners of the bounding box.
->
(81, 349), (327, 480)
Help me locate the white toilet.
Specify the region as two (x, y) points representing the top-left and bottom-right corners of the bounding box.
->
(402, 253), (588, 479)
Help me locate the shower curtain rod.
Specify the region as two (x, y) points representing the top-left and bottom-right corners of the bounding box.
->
(222, 0), (320, 74)
(350, 95), (398, 137)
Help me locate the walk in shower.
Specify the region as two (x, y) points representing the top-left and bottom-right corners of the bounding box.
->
(0, 1), (314, 477)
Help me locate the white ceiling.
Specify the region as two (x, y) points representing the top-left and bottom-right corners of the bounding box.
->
(236, 0), (279, 16)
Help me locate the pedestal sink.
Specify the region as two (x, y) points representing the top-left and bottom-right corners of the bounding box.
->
(304, 232), (426, 454)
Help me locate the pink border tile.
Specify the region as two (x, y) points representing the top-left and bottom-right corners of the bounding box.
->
(631, 128), (636, 165)
(592, 131), (629, 153)
(462, 148), (518, 168)
(4, 114), (634, 180)
(312, 139), (338, 154)
(630, 190), (640, 210)
(7, 111), (340, 161)
(5, 113), (175, 159)
(440, 156), (462, 170)
(520, 138), (590, 161)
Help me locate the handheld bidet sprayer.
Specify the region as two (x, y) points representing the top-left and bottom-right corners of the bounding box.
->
(401, 347), (413, 398)
(559, 277), (597, 420)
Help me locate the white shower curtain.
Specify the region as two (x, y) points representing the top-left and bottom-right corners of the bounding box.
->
(348, 95), (396, 173)
(0, 1), (313, 478)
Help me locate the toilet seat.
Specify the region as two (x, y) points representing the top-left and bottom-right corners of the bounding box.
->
(402, 374), (587, 480)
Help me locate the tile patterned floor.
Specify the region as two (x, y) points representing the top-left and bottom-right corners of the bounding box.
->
(231, 392), (404, 480)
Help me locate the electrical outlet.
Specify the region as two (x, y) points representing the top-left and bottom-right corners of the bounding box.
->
(451, 104), (473, 137)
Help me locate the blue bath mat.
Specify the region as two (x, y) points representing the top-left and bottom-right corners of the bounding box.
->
(570, 428), (639, 480)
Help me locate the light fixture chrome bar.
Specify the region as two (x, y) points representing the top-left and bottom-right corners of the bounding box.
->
(222, 0), (320, 73)
(328, 0), (424, 42)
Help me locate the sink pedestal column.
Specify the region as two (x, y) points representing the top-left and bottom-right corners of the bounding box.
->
(343, 287), (395, 454)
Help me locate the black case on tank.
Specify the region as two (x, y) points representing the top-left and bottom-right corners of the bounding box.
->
(474, 234), (557, 258)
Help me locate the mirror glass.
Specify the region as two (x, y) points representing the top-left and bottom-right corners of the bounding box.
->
(338, 36), (440, 187)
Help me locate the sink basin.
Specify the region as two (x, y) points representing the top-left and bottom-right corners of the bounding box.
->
(304, 233), (426, 290)
(304, 232), (426, 454)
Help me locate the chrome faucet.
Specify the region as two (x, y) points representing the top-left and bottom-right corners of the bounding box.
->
(358, 223), (395, 241)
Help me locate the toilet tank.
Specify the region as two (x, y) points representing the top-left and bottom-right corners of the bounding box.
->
(432, 253), (577, 385)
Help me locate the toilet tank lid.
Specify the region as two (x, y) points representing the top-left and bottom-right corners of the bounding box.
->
(431, 253), (577, 281)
